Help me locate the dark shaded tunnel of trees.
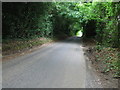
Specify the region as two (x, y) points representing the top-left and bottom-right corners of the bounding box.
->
(2, 2), (120, 48)
(81, 20), (97, 38)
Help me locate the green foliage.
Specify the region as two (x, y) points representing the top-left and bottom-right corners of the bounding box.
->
(3, 2), (120, 47)
(88, 2), (119, 47)
(3, 2), (119, 45)
(3, 2), (54, 39)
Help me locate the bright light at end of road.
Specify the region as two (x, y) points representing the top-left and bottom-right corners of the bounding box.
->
(76, 31), (83, 37)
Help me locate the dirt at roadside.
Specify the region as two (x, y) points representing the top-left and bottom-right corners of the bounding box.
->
(82, 38), (119, 88)
(2, 40), (54, 61)
(2, 37), (67, 61)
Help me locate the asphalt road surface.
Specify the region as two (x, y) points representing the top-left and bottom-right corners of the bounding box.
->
(2, 37), (102, 88)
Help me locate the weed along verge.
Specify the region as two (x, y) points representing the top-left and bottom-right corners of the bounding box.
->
(2, 38), (54, 56)
(83, 38), (119, 88)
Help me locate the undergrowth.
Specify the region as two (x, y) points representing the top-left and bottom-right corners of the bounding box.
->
(2, 37), (54, 56)
(95, 45), (120, 78)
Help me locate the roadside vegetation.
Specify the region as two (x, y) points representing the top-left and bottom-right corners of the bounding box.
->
(95, 45), (119, 77)
(2, 1), (120, 79)
(2, 38), (54, 55)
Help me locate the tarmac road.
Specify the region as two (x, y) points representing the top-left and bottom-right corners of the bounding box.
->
(2, 37), (102, 88)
